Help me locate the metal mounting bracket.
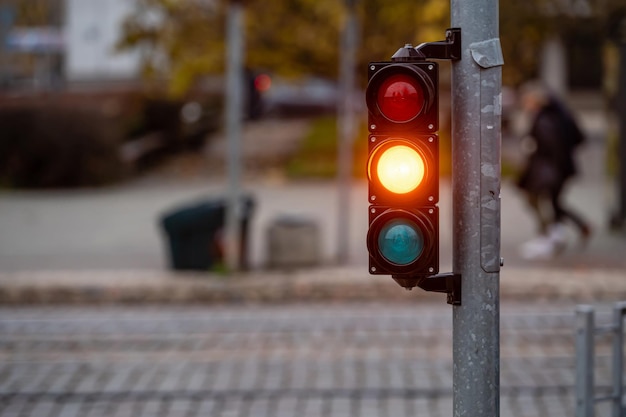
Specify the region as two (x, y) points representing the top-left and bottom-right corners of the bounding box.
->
(391, 28), (462, 62)
(392, 272), (462, 305)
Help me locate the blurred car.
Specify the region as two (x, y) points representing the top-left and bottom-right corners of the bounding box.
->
(261, 76), (340, 118)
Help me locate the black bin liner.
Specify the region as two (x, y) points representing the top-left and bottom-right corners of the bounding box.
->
(160, 195), (254, 271)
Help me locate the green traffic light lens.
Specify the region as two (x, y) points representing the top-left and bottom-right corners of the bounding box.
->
(377, 218), (424, 265)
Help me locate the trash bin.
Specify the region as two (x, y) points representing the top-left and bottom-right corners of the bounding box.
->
(160, 196), (254, 271)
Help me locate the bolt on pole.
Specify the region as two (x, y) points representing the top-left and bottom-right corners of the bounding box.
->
(450, 0), (503, 415)
(224, 0), (245, 272)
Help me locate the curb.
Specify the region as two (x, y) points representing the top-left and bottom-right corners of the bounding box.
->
(0, 266), (625, 305)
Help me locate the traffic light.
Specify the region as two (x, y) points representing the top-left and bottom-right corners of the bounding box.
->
(366, 60), (439, 280)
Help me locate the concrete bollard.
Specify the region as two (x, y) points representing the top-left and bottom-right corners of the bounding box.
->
(267, 216), (320, 269)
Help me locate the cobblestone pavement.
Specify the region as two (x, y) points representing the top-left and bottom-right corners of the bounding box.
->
(0, 302), (619, 417)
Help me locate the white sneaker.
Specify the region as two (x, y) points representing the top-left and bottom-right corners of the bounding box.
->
(547, 223), (568, 254)
(519, 236), (557, 260)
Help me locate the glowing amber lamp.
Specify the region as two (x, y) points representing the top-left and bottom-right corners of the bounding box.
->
(375, 145), (425, 194)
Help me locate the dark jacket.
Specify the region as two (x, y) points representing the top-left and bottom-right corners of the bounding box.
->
(517, 97), (585, 194)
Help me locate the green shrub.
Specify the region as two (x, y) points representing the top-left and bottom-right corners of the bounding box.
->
(0, 104), (128, 188)
(286, 115), (369, 179)
(286, 116), (337, 179)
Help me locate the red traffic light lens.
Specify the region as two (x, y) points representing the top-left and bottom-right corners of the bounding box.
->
(377, 74), (425, 122)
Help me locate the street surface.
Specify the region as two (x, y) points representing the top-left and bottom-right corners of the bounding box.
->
(0, 302), (619, 417)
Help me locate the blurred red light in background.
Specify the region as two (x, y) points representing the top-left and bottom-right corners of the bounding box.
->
(254, 74), (272, 92)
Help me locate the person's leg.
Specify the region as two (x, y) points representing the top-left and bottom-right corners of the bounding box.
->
(527, 192), (550, 235)
(550, 186), (591, 241)
(519, 193), (558, 259)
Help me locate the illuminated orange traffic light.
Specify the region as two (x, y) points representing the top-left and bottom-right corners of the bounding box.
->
(373, 143), (425, 194)
(367, 135), (438, 206)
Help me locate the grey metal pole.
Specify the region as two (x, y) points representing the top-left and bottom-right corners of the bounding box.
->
(336, 0), (358, 264)
(617, 43), (626, 226)
(609, 15), (626, 230)
(0, 4), (13, 88)
(224, 0), (244, 272)
(450, 0), (503, 415)
(612, 302), (626, 417)
(575, 305), (595, 417)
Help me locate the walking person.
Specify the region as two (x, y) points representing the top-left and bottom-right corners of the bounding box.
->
(516, 82), (592, 260)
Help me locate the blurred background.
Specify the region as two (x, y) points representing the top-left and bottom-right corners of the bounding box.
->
(3, 2), (626, 417)
(0, 0), (625, 272)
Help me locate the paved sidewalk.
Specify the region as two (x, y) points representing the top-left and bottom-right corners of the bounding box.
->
(1, 175), (626, 304)
(1, 114), (625, 304)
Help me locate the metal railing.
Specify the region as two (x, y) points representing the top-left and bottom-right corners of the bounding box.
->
(576, 302), (626, 417)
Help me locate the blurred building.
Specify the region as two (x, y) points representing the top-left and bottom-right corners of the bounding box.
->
(0, 0), (609, 94)
(535, 0), (613, 97)
(0, 0), (140, 92)
(539, 27), (603, 97)
(64, 0), (140, 84)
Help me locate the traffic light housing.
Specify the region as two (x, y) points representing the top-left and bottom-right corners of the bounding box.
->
(365, 31), (462, 304)
(366, 60), (440, 280)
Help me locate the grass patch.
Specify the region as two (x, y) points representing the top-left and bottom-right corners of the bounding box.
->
(286, 116), (368, 179)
